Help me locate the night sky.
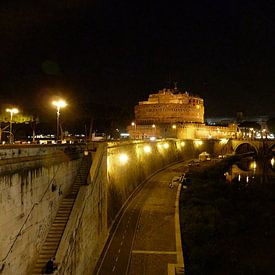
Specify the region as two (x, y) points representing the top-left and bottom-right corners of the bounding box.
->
(1, 0), (275, 124)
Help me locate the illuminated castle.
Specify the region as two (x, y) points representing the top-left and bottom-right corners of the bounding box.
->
(127, 87), (237, 140)
(135, 88), (204, 124)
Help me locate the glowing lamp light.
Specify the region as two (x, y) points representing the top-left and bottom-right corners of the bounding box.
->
(149, 136), (156, 141)
(6, 108), (19, 115)
(119, 153), (129, 164)
(52, 100), (67, 108)
(194, 140), (203, 147)
(180, 141), (185, 147)
(144, 145), (152, 153)
(250, 161), (257, 170)
(172, 124), (176, 129)
(271, 157), (275, 167)
(163, 143), (169, 149)
(157, 143), (162, 149)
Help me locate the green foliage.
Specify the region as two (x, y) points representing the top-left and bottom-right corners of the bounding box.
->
(0, 112), (36, 124)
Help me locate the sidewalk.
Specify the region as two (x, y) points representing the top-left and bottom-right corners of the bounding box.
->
(127, 166), (185, 275)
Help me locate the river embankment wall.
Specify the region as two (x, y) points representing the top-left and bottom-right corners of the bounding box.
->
(0, 144), (86, 275)
(0, 139), (224, 275)
(55, 139), (216, 274)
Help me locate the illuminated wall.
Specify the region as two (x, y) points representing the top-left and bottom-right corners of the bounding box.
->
(135, 88), (204, 124)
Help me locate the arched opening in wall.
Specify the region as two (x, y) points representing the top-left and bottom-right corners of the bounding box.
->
(235, 143), (257, 171)
(235, 143), (257, 155)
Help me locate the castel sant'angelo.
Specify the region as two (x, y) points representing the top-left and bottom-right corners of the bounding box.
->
(127, 87), (237, 139)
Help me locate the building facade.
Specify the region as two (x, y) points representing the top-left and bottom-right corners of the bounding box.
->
(135, 88), (204, 124)
(128, 88), (237, 140)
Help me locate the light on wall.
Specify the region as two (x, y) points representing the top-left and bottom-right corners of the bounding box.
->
(163, 143), (169, 149)
(194, 140), (203, 147)
(144, 145), (152, 153)
(119, 153), (129, 165)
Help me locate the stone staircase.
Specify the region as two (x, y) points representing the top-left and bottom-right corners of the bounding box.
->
(32, 155), (91, 275)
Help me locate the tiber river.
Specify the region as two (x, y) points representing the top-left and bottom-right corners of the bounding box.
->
(224, 156), (275, 184)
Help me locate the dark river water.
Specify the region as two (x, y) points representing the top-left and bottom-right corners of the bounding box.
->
(225, 156), (275, 184)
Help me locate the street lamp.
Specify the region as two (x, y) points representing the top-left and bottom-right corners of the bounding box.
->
(52, 100), (67, 141)
(152, 124), (156, 137)
(6, 108), (19, 144)
(131, 121), (137, 139)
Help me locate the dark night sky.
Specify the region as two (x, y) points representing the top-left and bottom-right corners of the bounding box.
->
(0, 0), (275, 121)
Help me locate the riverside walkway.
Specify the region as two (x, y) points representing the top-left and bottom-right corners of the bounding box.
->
(95, 162), (187, 275)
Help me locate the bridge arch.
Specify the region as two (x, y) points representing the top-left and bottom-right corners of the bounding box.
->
(234, 142), (258, 155)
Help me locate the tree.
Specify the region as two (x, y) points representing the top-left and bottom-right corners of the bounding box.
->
(0, 111), (38, 142)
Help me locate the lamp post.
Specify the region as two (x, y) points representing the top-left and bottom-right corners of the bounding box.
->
(131, 122), (136, 139)
(152, 124), (156, 137)
(52, 100), (67, 141)
(6, 108), (19, 144)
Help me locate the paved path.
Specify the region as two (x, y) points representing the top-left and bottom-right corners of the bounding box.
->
(96, 162), (187, 275)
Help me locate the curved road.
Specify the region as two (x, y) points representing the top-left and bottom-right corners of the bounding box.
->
(95, 162), (188, 275)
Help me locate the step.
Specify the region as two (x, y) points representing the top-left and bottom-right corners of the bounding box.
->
(55, 216), (69, 220)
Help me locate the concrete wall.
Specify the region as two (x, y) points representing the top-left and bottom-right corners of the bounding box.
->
(0, 140), (227, 275)
(0, 144), (85, 275)
(56, 144), (108, 275)
(55, 139), (212, 274)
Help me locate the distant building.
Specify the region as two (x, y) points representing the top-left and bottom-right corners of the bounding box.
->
(135, 88), (204, 124)
(127, 87), (237, 140)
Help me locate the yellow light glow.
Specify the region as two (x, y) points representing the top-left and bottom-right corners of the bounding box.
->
(172, 124), (176, 129)
(131, 122), (135, 126)
(6, 108), (19, 114)
(52, 100), (67, 108)
(250, 161), (257, 170)
(144, 145), (152, 153)
(271, 157), (275, 167)
(194, 140), (203, 146)
(163, 143), (169, 149)
(220, 138), (228, 144)
(152, 124), (156, 128)
(196, 105), (200, 109)
(180, 141), (185, 147)
(119, 153), (128, 164)
(157, 143), (162, 149)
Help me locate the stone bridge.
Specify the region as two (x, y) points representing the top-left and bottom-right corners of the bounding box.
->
(230, 139), (275, 156)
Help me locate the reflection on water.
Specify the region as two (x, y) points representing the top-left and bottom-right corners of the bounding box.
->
(225, 156), (275, 184)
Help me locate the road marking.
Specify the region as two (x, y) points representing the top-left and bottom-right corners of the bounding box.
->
(132, 250), (177, 255)
(115, 256), (118, 262)
(175, 184), (185, 267)
(118, 249), (121, 253)
(112, 266), (116, 272)
(120, 241), (124, 246)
